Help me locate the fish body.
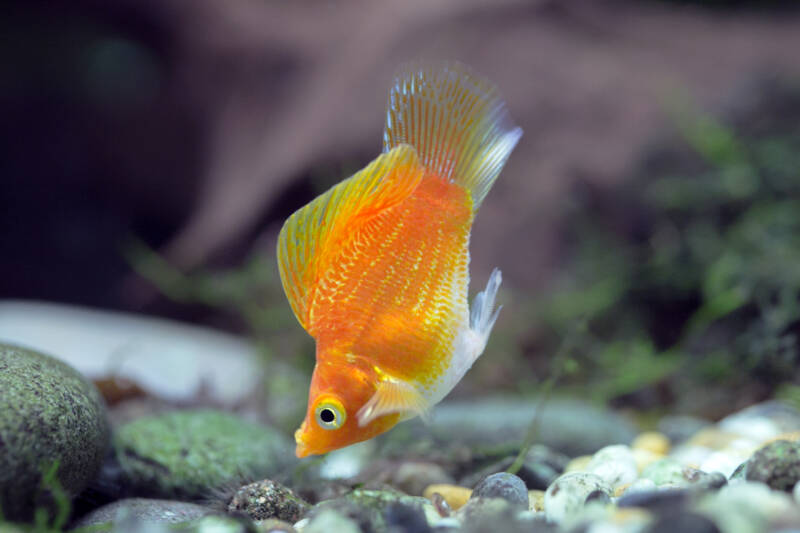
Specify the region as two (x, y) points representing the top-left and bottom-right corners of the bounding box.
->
(278, 62), (522, 457)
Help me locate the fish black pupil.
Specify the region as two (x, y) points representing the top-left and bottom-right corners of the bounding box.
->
(320, 408), (335, 423)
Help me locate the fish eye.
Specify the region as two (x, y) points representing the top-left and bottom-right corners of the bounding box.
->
(315, 399), (346, 430)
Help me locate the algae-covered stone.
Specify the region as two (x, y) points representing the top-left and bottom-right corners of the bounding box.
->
(0, 344), (110, 521)
(228, 479), (309, 522)
(745, 439), (800, 492)
(114, 410), (293, 499)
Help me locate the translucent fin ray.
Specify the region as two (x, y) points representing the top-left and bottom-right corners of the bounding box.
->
(383, 62), (522, 211)
(357, 379), (430, 427)
(277, 145), (424, 331)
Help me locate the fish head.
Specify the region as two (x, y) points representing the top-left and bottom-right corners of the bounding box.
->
(294, 359), (401, 458)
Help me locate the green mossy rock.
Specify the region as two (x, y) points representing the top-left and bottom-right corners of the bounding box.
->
(113, 410), (293, 499)
(0, 344), (110, 522)
(745, 440), (800, 492)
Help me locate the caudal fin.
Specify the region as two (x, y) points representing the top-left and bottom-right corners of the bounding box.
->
(383, 62), (522, 211)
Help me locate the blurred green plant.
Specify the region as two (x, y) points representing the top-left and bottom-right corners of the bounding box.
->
(528, 78), (800, 412)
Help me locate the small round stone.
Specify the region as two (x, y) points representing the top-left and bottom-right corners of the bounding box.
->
(565, 455), (592, 473)
(528, 490), (545, 512)
(696, 481), (795, 533)
(311, 488), (438, 533)
(228, 479), (310, 523)
(255, 519), (296, 532)
(640, 458), (721, 489)
(795, 480), (800, 504)
(0, 344), (110, 521)
(384, 501), (432, 533)
(633, 448), (663, 473)
(471, 472), (529, 509)
(617, 487), (690, 512)
(745, 439), (800, 492)
(423, 484), (471, 510)
(303, 509), (361, 533)
(646, 511), (720, 533)
(632, 432), (671, 456)
(586, 445), (638, 489)
(544, 472), (612, 524)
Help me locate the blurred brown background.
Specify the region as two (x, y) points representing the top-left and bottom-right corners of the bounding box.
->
(2, 0), (799, 326)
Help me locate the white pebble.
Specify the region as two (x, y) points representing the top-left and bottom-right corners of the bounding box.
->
(794, 480), (800, 505)
(699, 450), (747, 479)
(697, 482), (795, 533)
(544, 472), (612, 524)
(586, 445), (639, 489)
(719, 415), (781, 442)
(623, 478), (657, 495)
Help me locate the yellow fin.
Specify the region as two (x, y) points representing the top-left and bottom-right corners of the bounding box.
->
(277, 145), (424, 332)
(357, 379), (430, 427)
(383, 61), (522, 212)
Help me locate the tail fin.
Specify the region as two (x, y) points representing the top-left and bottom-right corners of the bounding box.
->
(383, 62), (522, 211)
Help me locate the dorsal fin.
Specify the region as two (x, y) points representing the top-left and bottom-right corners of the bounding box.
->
(383, 61), (522, 212)
(277, 145), (424, 332)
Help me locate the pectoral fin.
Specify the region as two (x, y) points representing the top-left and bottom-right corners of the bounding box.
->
(357, 379), (430, 427)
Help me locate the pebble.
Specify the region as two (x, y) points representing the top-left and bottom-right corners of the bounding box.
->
(189, 515), (252, 532)
(586, 445), (639, 490)
(453, 497), (515, 529)
(670, 402), (800, 479)
(646, 511), (720, 533)
(113, 409), (293, 499)
(299, 509), (361, 533)
(632, 432), (671, 455)
(696, 481), (797, 533)
(640, 458), (724, 489)
(470, 473), (529, 510)
(543, 472), (612, 524)
(528, 490), (545, 512)
(795, 480), (800, 504)
(310, 489), (439, 533)
(74, 498), (218, 528)
(255, 519), (297, 532)
(744, 439), (800, 492)
(632, 448), (664, 473)
(565, 455), (592, 473)
(423, 484), (472, 510)
(384, 500), (433, 533)
(228, 479), (310, 523)
(0, 344), (110, 521)
(617, 487), (691, 513)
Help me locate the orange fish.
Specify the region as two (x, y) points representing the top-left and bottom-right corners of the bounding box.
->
(277, 62), (522, 458)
